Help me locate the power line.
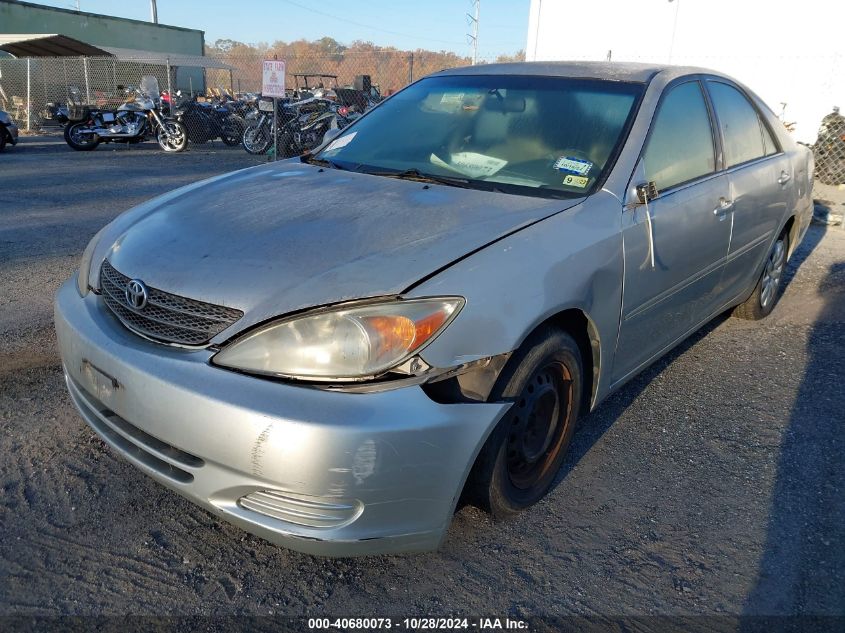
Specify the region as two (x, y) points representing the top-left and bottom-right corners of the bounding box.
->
(277, 0), (465, 47)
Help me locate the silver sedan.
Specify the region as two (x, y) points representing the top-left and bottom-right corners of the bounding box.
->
(55, 62), (814, 556)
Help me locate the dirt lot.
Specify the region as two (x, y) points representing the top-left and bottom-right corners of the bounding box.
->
(1, 137), (843, 624)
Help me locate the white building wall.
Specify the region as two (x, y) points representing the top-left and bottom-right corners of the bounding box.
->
(526, 0), (844, 143)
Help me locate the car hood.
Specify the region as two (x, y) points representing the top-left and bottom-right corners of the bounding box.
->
(100, 160), (583, 337)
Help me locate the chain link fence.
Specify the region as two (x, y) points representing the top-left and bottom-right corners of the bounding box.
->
(0, 50), (474, 130)
(810, 107), (845, 227)
(207, 51), (464, 97)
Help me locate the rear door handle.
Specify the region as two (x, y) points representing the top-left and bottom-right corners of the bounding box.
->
(777, 171), (791, 185)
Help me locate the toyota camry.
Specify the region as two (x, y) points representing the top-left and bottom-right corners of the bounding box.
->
(55, 62), (813, 555)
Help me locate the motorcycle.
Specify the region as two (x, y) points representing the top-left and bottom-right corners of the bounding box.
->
(242, 97), (354, 157)
(813, 106), (845, 185)
(63, 76), (187, 153)
(170, 92), (246, 146)
(41, 101), (69, 126)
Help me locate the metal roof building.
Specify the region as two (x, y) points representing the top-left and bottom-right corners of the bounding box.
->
(0, 1), (205, 56)
(0, 0), (208, 94)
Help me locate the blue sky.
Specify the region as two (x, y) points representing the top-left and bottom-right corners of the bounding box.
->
(33, 0), (529, 58)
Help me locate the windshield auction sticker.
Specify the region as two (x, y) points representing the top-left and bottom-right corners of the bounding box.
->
(554, 156), (592, 176)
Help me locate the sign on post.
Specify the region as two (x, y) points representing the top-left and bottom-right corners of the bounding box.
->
(262, 60), (286, 97)
(262, 60), (286, 161)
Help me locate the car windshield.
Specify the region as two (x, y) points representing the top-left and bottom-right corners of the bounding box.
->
(316, 74), (644, 198)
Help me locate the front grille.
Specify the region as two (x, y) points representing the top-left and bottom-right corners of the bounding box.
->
(99, 259), (243, 346)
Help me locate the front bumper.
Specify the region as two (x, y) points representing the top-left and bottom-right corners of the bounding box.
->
(54, 279), (507, 556)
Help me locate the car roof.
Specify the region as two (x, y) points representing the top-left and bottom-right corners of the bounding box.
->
(434, 61), (723, 84)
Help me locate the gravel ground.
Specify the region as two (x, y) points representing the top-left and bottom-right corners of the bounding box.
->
(1, 137), (843, 624)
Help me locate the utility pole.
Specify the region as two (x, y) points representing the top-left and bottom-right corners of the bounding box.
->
(150, 0), (158, 24)
(467, 0), (480, 65)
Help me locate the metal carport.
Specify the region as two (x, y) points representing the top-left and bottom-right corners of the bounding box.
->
(0, 34), (234, 128)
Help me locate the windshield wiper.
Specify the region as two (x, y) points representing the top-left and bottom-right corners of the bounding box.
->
(300, 154), (347, 170)
(359, 168), (475, 189)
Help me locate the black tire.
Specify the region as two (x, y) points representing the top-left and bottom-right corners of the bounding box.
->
(733, 229), (789, 320)
(156, 120), (188, 153)
(278, 129), (302, 158)
(64, 122), (100, 151)
(464, 326), (583, 520)
(0, 127), (6, 152)
(242, 121), (272, 154)
(221, 115), (245, 146)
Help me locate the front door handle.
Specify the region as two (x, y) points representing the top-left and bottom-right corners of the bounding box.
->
(777, 171), (791, 185)
(714, 197), (734, 215)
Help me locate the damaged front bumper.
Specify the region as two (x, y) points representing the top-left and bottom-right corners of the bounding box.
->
(54, 279), (508, 556)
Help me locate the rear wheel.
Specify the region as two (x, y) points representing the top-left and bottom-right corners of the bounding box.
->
(64, 122), (100, 151)
(464, 327), (583, 519)
(0, 127), (6, 152)
(732, 229), (789, 320)
(156, 120), (188, 152)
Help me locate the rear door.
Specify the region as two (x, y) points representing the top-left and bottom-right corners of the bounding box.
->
(613, 80), (733, 384)
(704, 80), (791, 301)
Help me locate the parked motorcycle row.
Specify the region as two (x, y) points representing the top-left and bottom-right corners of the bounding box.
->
(240, 74), (381, 157)
(50, 73), (380, 156)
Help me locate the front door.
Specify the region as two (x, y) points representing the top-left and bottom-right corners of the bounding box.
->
(612, 80), (732, 385)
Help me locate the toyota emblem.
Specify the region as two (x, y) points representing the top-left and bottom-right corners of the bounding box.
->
(125, 279), (149, 310)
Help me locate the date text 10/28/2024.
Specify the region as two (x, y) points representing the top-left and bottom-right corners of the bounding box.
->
(308, 617), (529, 630)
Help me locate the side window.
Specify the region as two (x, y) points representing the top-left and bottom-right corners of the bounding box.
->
(759, 116), (780, 156)
(643, 81), (715, 191)
(708, 82), (766, 167)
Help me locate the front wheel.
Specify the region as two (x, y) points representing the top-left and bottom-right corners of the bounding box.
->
(464, 327), (583, 519)
(156, 120), (187, 152)
(64, 122), (100, 151)
(732, 230), (789, 320)
(242, 121), (272, 154)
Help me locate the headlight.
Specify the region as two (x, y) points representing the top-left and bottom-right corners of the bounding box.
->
(213, 297), (464, 381)
(76, 226), (106, 297)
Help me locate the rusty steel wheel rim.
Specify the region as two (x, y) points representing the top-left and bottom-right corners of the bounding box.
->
(505, 361), (573, 491)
